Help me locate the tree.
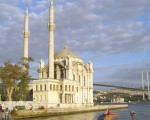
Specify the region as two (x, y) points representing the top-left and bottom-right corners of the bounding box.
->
(0, 57), (34, 101)
(12, 71), (31, 101)
(0, 61), (21, 101)
(16, 57), (34, 100)
(0, 84), (6, 101)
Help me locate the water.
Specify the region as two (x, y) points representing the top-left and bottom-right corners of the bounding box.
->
(19, 102), (150, 120)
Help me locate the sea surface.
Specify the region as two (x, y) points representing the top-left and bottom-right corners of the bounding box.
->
(17, 102), (150, 120)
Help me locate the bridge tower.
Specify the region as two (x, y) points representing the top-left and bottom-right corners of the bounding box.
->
(142, 70), (150, 100)
(141, 71), (145, 100)
(146, 70), (150, 100)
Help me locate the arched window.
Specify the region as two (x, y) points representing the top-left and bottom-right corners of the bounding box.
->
(36, 85), (38, 91)
(50, 84), (52, 90)
(69, 85), (71, 91)
(73, 74), (75, 80)
(65, 85), (67, 91)
(79, 75), (80, 82)
(40, 85), (42, 91)
(76, 87), (78, 92)
(56, 85), (58, 91)
(84, 76), (86, 86)
(53, 85), (55, 91)
(54, 71), (57, 79)
(72, 86), (74, 91)
(45, 84), (47, 91)
(60, 85), (62, 91)
(47, 71), (49, 78)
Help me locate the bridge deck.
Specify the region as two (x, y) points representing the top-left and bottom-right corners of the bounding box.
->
(93, 83), (146, 91)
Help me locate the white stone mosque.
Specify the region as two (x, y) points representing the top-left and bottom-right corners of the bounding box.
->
(23, 0), (94, 108)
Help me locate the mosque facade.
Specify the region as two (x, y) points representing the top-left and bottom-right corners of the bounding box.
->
(29, 0), (94, 108)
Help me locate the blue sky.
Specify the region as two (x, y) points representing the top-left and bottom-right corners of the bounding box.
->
(0, 0), (150, 90)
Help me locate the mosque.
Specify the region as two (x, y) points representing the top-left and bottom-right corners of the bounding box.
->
(23, 0), (94, 108)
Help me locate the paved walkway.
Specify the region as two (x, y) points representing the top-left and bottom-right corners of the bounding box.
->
(0, 112), (3, 119)
(0, 112), (13, 120)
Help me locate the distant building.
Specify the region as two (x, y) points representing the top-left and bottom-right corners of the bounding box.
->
(112, 98), (124, 103)
(31, 0), (94, 108)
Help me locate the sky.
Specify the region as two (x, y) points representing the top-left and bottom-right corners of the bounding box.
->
(0, 0), (150, 90)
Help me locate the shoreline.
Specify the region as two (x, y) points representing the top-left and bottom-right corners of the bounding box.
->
(11, 104), (128, 119)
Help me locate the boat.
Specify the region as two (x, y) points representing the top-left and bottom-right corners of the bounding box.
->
(97, 109), (119, 120)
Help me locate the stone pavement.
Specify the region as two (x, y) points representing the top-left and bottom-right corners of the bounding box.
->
(0, 112), (3, 120)
(0, 112), (13, 120)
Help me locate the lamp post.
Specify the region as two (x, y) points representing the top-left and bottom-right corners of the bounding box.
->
(0, 94), (1, 101)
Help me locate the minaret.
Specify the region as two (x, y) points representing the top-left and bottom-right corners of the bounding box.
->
(23, 8), (30, 63)
(48, 0), (55, 78)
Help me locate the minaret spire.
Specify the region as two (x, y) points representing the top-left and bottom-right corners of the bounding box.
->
(23, 8), (30, 63)
(48, 0), (55, 78)
(50, 0), (53, 5)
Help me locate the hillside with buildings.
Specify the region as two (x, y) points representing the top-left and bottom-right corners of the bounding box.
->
(93, 89), (145, 103)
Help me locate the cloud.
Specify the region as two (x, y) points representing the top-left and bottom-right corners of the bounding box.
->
(22, 0), (32, 7)
(33, 0), (49, 11)
(94, 61), (150, 87)
(136, 21), (144, 27)
(94, 0), (150, 22)
(0, 3), (24, 62)
(94, 64), (128, 71)
(0, 0), (150, 86)
(0, 0), (150, 62)
(0, 0), (19, 5)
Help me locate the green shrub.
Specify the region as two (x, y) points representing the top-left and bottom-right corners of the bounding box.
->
(15, 106), (25, 110)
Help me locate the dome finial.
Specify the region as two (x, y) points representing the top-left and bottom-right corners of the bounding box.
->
(26, 7), (28, 14)
(64, 44), (68, 50)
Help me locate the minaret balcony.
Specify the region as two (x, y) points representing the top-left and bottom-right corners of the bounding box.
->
(48, 23), (55, 31)
(23, 31), (30, 38)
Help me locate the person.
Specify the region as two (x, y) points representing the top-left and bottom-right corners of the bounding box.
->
(2, 104), (5, 112)
(5, 108), (9, 120)
(0, 104), (2, 112)
(30, 106), (33, 110)
(106, 108), (112, 115)
(2, 110), (5, 120)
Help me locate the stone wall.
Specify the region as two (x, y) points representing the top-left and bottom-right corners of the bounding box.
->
(0, 101), (33, 110)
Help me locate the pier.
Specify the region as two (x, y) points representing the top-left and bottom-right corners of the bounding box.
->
(11, 104), (128, 119)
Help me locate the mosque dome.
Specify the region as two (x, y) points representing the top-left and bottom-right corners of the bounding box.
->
(54, 45), (79, 59)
